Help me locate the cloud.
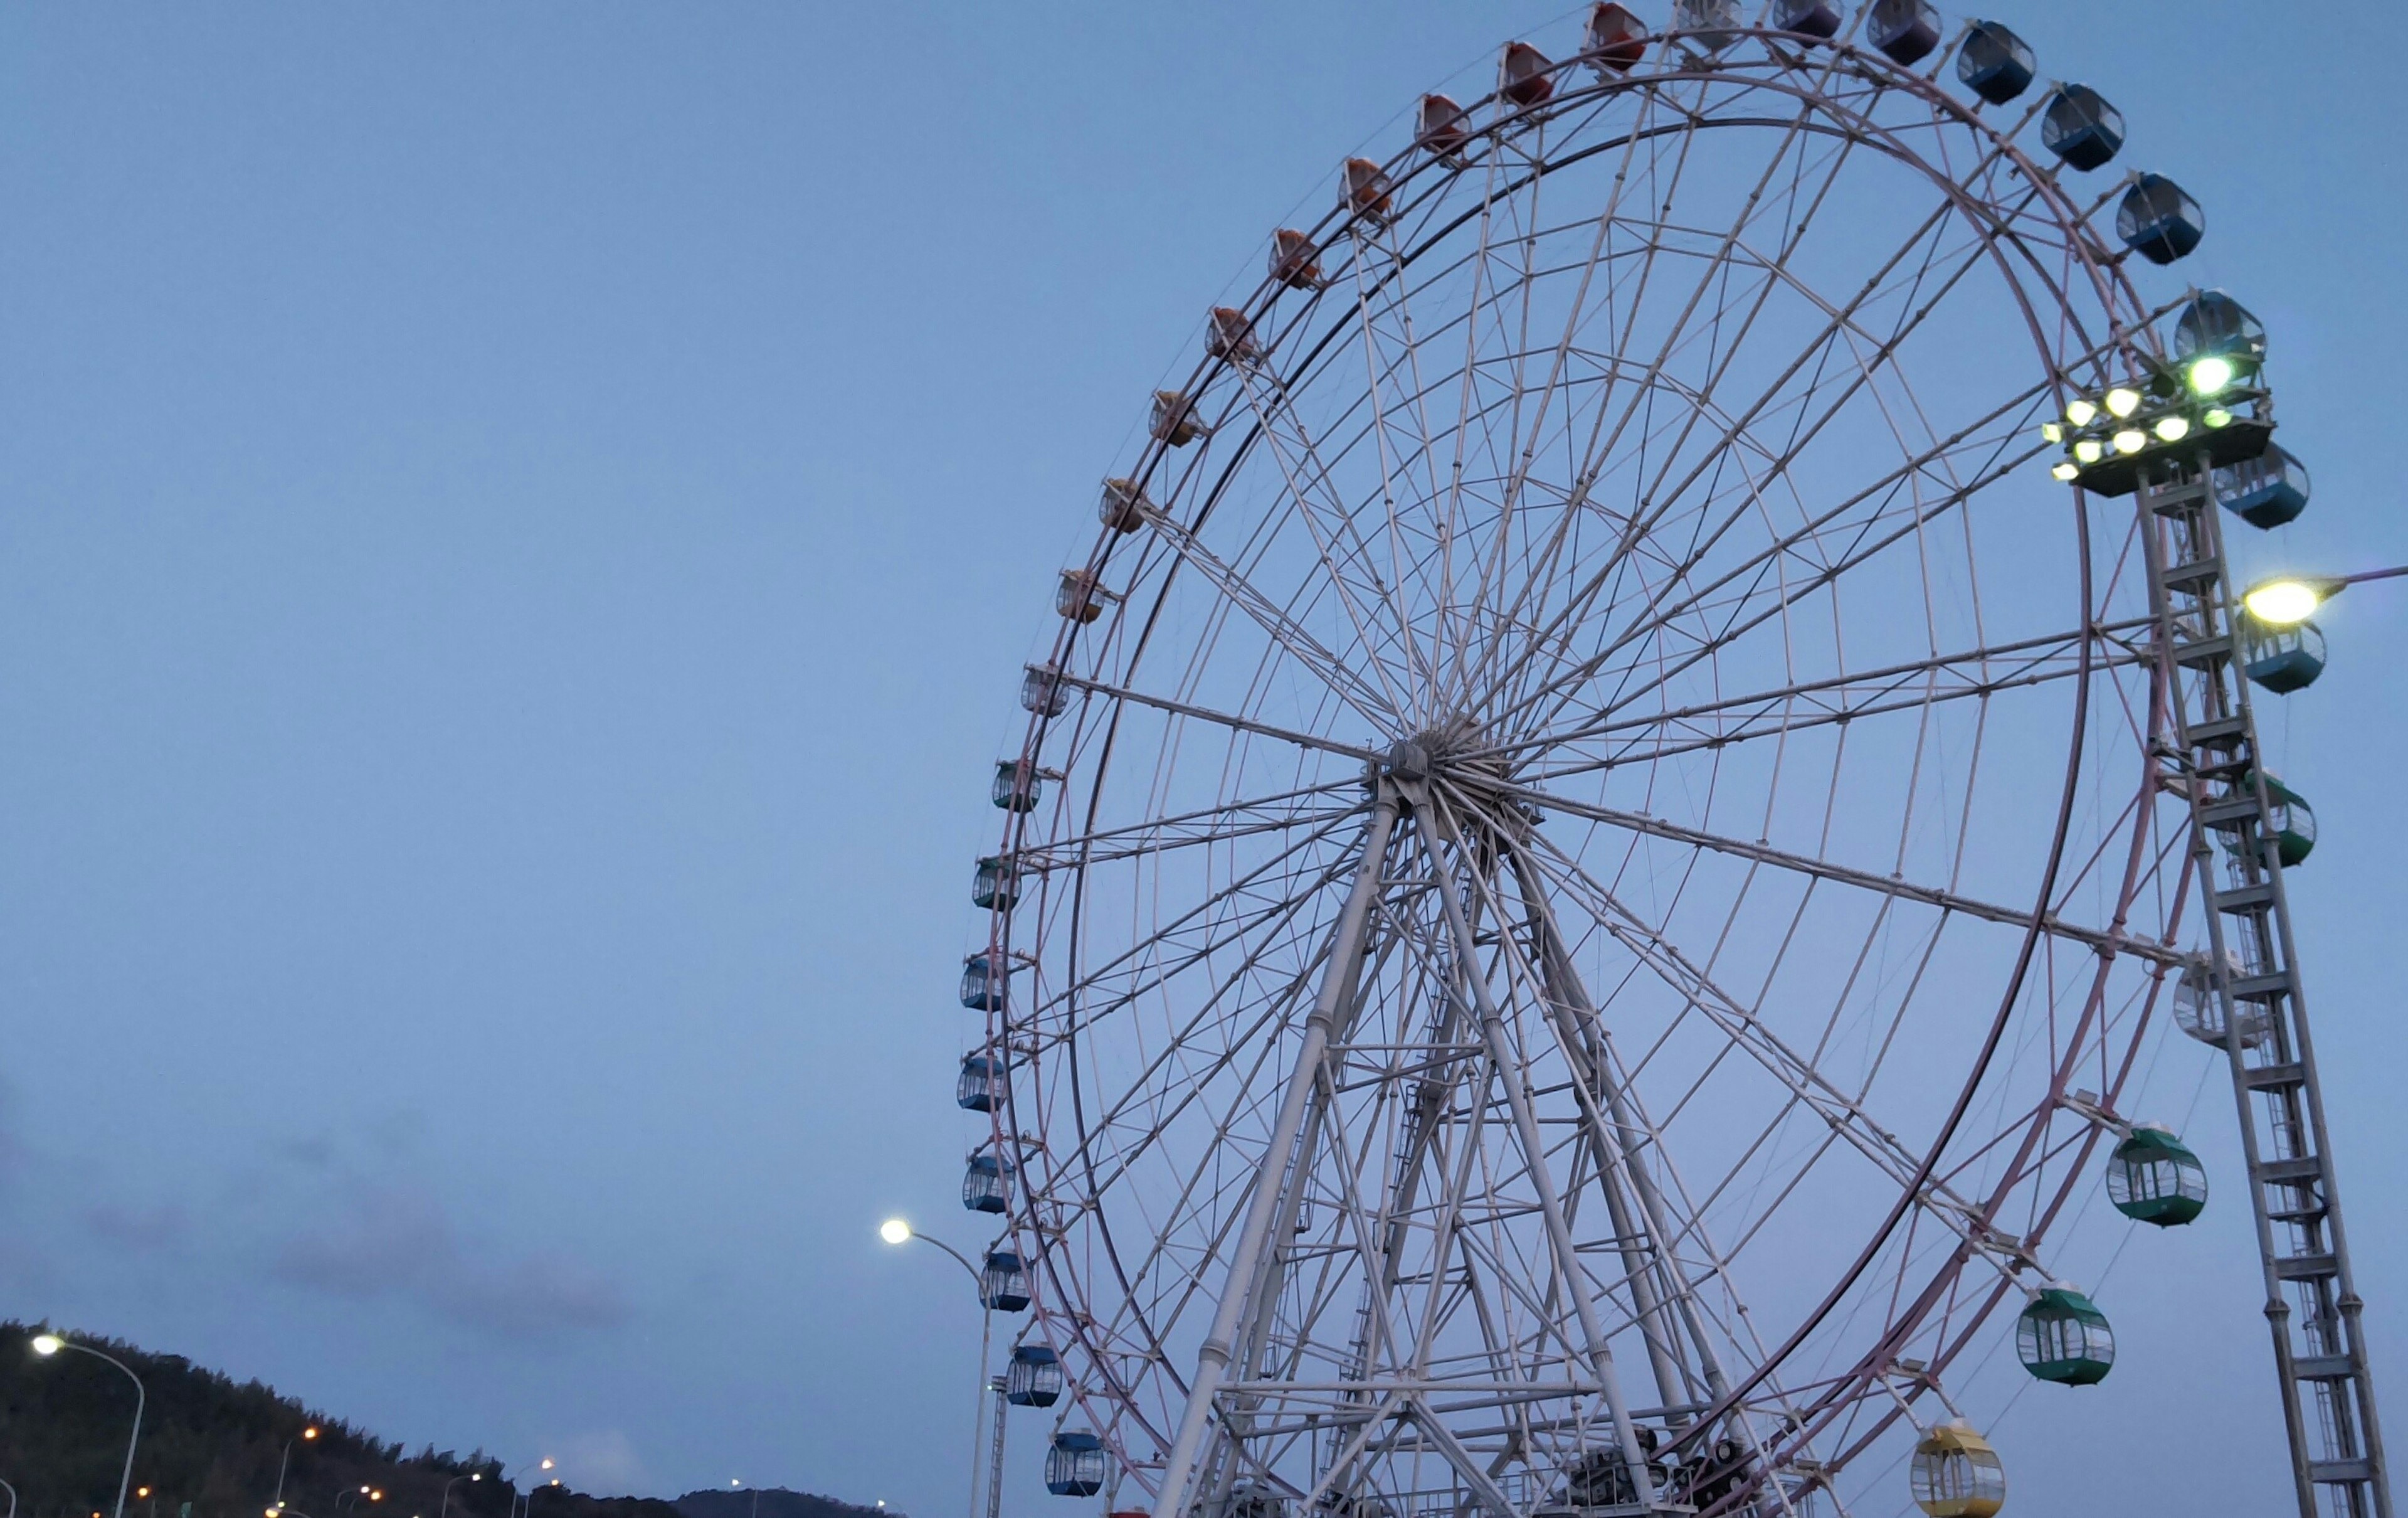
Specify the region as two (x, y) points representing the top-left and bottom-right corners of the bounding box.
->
(273, 1181), (630, 1340)
(85, 1201), (191, 1252)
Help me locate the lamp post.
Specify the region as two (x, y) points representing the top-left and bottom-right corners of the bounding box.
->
(438, 1474), (483, 1518)
(879, 1219), (996, 1518)
(2242, 565), (2408, 625)
(503, 1461), (555, 1518)
(31, 1334), (144, 1518)
(275, 1428), (320, 1507)
(3, 1475), (16, 1518)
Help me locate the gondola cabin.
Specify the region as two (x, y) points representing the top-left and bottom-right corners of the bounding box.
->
(1207, 307), (1261, 364)
(2239, 615), (2325, 695)
(1045, 1434), (1108, 1497)
(2172, 948), (2267, 1049)
(956, 1051), (1003, 1113)
(2215, 447), (2308, 529)
(1341, 157), (1395, 223)
(1501, 43), (1555, 107)
(973, 855), (1018, 911)
(1956, 21), (2035, 104)
(2015, 1287), (2115, 1385)
(2242, 770), (2318, 866)
(1769, 0), (1840, 39)
(993, 758), (1042, 812)
(2175, 289), (2267, 386)
(1006, 1345), (1064, 1406)
(1099, 478), (1150, 534)
(1022, 662), (1070, 716)
(1869, 0), (1941, 65)
(1150, 390), (1210, 446)
(981, 1250), (1030, 1312)
(960, 952), (1008, 1012)
(1672, 0), (1741, 53)
(1417, 94), (1469, 161)
(2107, 1123), (2208, 1226)
(1909, 1423), (2005, 1518)
(1058, 568), (1106, 625)
(963, 1149), (1013, 1214)
(1583, 4), (1648, 73)
(1270, 229), (1324, 289)
(2118, 173), (2204, 265)
(2041, 85), (2125, 171)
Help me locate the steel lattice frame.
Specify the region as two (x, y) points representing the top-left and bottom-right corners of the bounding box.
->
(956, 11), (2382, 1518)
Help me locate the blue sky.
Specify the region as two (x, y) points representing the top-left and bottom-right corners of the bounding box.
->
(3, 3), (2404, 1516)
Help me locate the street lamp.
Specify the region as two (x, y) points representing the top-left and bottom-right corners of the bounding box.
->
(4, 1475), (18, 1518)
(438, 1473), (483, 1518)
(504, 1462), (556, 1518)
(275, 1427), (320, 1507)
(2242, 565), (2408, 627)
(879, 1219), (996, 1518)
(31, 1334), (145, 1518)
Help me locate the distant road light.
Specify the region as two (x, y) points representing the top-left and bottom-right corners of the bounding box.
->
(879, 1219), (912, 1245)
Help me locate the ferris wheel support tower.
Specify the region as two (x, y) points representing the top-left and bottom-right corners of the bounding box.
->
(2136, 457), (2391, 1518)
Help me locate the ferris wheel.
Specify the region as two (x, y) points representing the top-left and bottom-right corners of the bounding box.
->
(950, 7), (2389, 1518)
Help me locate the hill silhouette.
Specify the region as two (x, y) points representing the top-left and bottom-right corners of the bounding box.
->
(0, 1321), (894, 1518)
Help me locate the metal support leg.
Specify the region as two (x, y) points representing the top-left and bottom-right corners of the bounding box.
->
(1149, 795), (1402, 1518)
(1422, 798), (1659, 1507)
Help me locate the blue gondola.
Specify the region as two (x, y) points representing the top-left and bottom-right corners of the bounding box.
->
(993, 758), (1042, 812)
(2175, 290), (2267, 381)
(2215, 447), (2310, 529)
(963, 1150), (1013, 1214)
(2118, 174), (2204, 265)
(1770, 0), (1839, 36)
(1045, 1433), (1108, 1497)
(2240, 616), (2325, 695)
(1956, 21), (2035, 104)
(961, 953), (1009, 1012)
(1869, 0), (1940, 64)
(981, 1250), (1030, 1312)
(957, 1051), (1004, 1112)
(973, 856), (1018, 911)
(1006, 1344), (1064, 1407)
(2042, 85), (2125, 171)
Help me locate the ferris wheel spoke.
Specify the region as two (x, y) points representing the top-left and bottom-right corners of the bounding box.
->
(1016, 780), (1366, 875)
(1228, 364), (1440, 719)
(1502, 777), (2171, 967)
(1136, 503), (1404, 728)
(1476, 92), (1867, 699)
(1496, 390), (2049, 743)
(1497, 618), (2153, 779)
(1486, 172), (2041, 735)
(1506, 829), (2039, 1292)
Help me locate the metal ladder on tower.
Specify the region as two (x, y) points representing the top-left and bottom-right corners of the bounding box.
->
(2135, 459), (2393, 1518)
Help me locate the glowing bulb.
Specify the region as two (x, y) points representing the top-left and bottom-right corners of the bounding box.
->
(2187, 354), (2237, 396)
(2153, 415), (2192, 442)
(2243, 580), (2324, 627)
(2051, 461), (2079, 482)
(2112, 428), (2147, 455)
(2064, 398), (2098, 427)
(2204, 407), (2233, 428)
(2104, 387), (2142, 419)
(2073, 438), (2104, 464)
(2040, 422), (2064, 443)
(31, 1335), (61, 1356)
(879, 1218), (912, 1245)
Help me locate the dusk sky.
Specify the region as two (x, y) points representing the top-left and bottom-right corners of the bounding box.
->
(4, 4), (2405, 1517)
